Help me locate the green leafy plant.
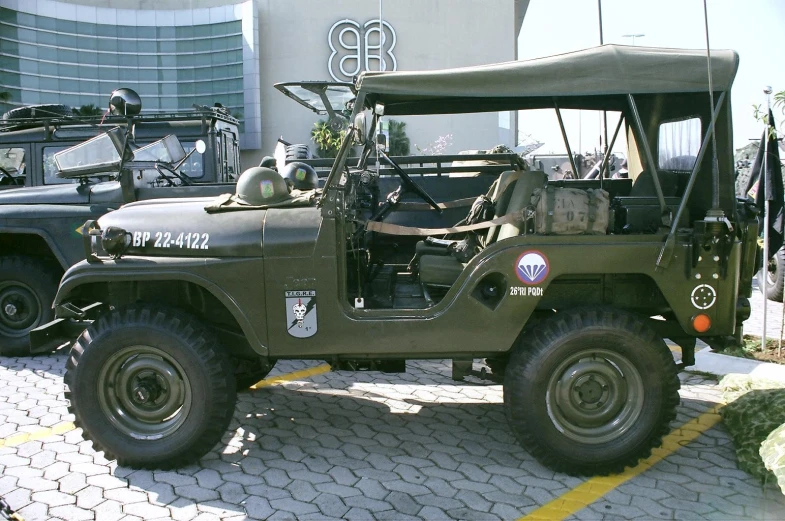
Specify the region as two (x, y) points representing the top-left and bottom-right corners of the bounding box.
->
(387, 119), (410, 156)
(311, 119), (346, 158)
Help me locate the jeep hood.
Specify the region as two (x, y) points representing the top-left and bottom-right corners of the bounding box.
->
(98, 197), (323, 259)
(0, 181), (123, 205)
(98, 197), (267, 257)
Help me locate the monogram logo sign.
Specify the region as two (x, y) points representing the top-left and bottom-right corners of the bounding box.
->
(328, 19), (397, 82)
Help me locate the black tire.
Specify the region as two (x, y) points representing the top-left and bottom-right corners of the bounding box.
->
(757, 247), (785, 302)
(234, 357), (275, 390)
(285, 144), (309, 160)
(0, 255), (61, 356)
(504, 308), (680, 476)
(64, 305), (237, 469)
(2, 104), (72, 120)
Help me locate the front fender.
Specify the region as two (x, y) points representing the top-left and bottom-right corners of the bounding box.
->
(0, 203), (117, 268)
(55, 256), (269, 356)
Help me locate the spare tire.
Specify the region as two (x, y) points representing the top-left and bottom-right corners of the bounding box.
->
(285, 144), (310, 160)
(2, 104), (73, 121)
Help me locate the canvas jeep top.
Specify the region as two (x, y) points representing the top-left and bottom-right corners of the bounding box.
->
(34, 45), (757, 476)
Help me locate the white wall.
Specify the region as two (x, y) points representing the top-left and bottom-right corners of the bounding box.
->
(39, 0), (520, 167)
(253, 0), (517, 166)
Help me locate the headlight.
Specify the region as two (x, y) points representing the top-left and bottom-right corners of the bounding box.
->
(101, 226), (131, 257)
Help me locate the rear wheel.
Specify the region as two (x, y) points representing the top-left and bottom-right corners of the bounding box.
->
(64, 305), (236, 469)
(758, 247), (785, 302)
(504, 308), (679, 475)
(0, 256), (61, 356)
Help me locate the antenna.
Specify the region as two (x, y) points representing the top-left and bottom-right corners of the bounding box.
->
(703, 0), (720, 211)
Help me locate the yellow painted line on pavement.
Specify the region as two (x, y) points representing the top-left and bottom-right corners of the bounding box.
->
(249, 364), (331, 389)
(519, 407), (723, 521)
(0, 421), (75, 447)
(0, 366), (331, 446)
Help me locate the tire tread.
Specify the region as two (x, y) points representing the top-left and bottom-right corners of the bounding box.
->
(504, 307), (680, 476)
(64, 304), (236, 469)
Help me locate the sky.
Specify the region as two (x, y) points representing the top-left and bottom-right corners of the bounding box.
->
(516, 0), (785, 154)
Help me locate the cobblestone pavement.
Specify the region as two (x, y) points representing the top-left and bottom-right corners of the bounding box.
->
(2, 347), (785, 521)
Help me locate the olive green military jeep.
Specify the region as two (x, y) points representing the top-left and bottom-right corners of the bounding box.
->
(37, 45), (758, 476)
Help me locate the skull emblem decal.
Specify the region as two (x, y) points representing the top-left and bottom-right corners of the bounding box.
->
(292, 299), (307, 327)
(285, 290), (317, 338)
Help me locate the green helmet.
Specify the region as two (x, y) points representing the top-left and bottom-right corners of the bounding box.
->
(259, 155), (277, 170)
(235, 167), (290, 205)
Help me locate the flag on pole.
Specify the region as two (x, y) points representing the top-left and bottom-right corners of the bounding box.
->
(750, 110), (784, 257)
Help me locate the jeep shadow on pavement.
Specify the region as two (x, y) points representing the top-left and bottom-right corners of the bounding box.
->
(0, 90), (242, 355)
(34, 45), (760, 476)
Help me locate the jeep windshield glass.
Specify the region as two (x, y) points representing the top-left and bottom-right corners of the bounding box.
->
(0, 147), (25, 175)
(274, 82), (356, 115)
(54, 128), (124, 178)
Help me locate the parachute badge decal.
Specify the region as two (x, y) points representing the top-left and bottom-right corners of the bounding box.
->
(285, 290), (317, 338)
(515, 250), (549, 285)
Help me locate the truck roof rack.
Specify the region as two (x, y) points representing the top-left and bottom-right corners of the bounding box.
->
(0, 106), (239, 134)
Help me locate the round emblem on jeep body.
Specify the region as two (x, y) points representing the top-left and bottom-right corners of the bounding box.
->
(515, 250), (550, 285)
(690, 284), (716, 310)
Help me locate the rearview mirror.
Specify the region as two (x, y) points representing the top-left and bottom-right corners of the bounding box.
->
(376, 133), (387, 151)
(195, 140), (206, 154)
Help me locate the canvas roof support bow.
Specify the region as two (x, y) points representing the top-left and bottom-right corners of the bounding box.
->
(554, 99), (580, 180)
(627, 94), (669, 225)
(656, 91), (727, 269)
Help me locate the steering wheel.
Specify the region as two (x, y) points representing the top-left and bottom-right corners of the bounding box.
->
(0, 167), (16, 183)
(155, 164), (192, 186)
(378, 149), (442, 213)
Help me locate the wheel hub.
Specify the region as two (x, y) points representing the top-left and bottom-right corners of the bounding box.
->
(0, 282), (40, 335)
(4, 302), (18, 317)
(547, 349), (644, 444)
(572, 374), (608, 406)
(98, 347), (191, 440)
(131, 377), (163, 405)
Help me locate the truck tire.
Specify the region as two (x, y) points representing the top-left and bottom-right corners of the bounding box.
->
(64, 305), (236, 469)
(2, 104), (73, 120)
(504, 308), (680, 476)
(0, 255), (61, 356)
(285, 144), (309, 160)
(757, 247), (785, 302)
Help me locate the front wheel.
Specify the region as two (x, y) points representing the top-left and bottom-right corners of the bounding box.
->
(0, 256), (61, 356)
(504, 308), (680, 476)
(64, 305), (236, 469)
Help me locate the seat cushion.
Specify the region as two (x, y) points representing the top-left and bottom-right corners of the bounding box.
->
(419, 254), (465, 287)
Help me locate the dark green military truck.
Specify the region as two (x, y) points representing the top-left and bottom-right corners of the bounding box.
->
(0, 104), (241, 354)
(38, 45), (758, 476)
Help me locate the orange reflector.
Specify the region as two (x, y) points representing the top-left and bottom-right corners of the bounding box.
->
(692, 314), (711, 333)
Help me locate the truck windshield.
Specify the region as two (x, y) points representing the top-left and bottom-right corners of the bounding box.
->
(0, 147), (25, 177)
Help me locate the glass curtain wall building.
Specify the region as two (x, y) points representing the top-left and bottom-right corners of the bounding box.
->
(0, 0), (261, 149)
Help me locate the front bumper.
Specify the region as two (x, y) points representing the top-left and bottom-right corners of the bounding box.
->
(29, 302), (105, 354)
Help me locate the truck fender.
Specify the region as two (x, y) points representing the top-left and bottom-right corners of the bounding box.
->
(0, 226), (70, 269)
(54, 267), (268, 357)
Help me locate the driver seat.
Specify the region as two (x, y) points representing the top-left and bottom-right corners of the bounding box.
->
(418, 170), (548, 287)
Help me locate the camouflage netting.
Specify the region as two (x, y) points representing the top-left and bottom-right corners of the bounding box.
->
(761, 423), (785, 493)
(719, 374), (785, 489)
